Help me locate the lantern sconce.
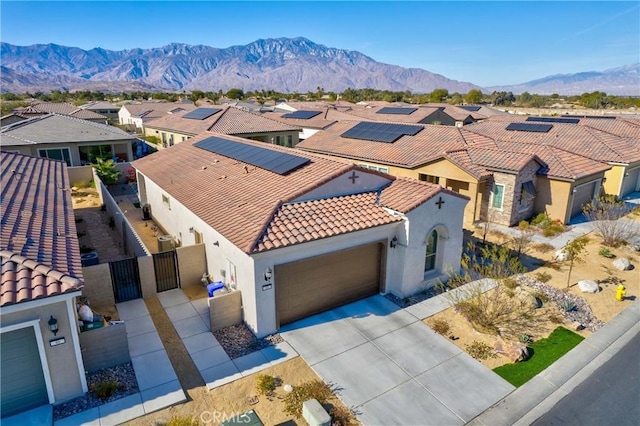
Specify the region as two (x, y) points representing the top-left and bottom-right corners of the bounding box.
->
(48, 315), (59, 336)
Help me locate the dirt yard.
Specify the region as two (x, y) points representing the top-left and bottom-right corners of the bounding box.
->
(426, 215), (639, 370)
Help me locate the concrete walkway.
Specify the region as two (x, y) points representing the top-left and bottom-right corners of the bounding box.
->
(54, 299), (186, 426)
(281, 286), (513, 426)
(157, 289), (298, 390)
(469, 299), (640, 426)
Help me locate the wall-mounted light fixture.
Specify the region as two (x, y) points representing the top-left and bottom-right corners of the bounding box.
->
(390, 236), (398, 249)
(264, 267), (273, 281)
(213, 241), (220, 246)
(188, 227), (194, 233)
(48, 315), (59, 336)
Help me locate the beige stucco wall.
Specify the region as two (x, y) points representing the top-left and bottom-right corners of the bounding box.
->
(603, 165), (625, 196)
(81, 264), (115, 307)
(138, 255), (157, 299)
(0, 296), (85, 403)
(1, 141), (133, 166)
(534, 177), (572, 222)
(176, 243), (207, 288)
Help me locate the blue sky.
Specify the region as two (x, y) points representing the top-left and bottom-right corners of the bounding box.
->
(1, 1), (638, 86)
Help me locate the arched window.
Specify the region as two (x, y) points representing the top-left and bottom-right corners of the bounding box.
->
(425, 230), (438, 272)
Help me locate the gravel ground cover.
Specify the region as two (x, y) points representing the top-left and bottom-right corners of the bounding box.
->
(213, 323), (283, 359)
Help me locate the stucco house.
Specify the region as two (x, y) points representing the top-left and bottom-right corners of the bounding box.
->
(1, 152), (87, 418)
(143, 106), (301, 149)
(118, 101), (197, 131)
(297, 119), (612, 226)
(262, 107), (360, 140)
(1, 113), (141, 166)
(132, 133), (468, 337)
(78, 101), (120, 121)
(347, 102), (488, 127)
(14, 103), (108, 124)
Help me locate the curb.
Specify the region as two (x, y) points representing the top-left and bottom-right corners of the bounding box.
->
(468, 299), (640, 425)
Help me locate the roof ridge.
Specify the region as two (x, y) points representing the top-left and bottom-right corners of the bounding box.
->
(581, 126), (629, 161)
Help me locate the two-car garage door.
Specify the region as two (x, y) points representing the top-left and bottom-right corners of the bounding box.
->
(276, 243), (382, 326)
(1, 327), (48, 418)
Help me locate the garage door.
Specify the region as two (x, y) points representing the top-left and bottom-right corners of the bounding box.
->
(276, 243), (382, 326)
(570, 181), (597, 219)
(1, 327), (48, 418)
(621, 167), (640, 197)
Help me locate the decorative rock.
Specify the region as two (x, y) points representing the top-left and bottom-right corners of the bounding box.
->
(613, 258), (631, 271)
(577, 280), (600, 293)
(554, 249), (569, 261)
(283, 384), (293, 393)
(494, 340), (529, 362)
(573, 322), (585, 331)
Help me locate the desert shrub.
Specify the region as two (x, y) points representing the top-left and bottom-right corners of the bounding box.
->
(330, 405), (354, 426)
(533, 291), (549, 303)
(430, 318), (450, 336)
(90, 379), (123, 400)
(542, 220), (566, 237)
(531, 213), (551, 227)
(282, 380), (333, 419)
(503, 278), (518, 290)
(548, 313), (564, 323)
(532, 242), (555, 253)
(465, 340), (497, 360)
(583, 196), (640, 247)
(533, 271), (553, 283)
(599, 247), (615, 258)
(255, 374), (277, 396)
(561, 300), (576, 312)
(166, 416), (200, 426)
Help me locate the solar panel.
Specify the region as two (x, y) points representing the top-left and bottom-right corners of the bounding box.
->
(282, 110), (322, 119)
(376, 107), (417, 115)
(506, 122), (553, 133)
(194, 136), (310, 175)
(458, 105), (481, 112)
(135, 109), (151, 117)
(341, 122), (423, 143)
(526, 116), (580, 124)
(562, 115), (616, 120)
(183, 107), (222, 120)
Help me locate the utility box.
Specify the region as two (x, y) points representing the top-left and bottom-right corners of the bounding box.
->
(142, 204), (151, 220)
(302, 399), (331, 426)
(157, 235), (174, 252)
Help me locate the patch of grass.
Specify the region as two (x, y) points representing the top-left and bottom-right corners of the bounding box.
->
(493, 327), (584, 387)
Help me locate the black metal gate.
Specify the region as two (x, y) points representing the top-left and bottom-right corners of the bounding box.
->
(153, 250), (180, 292)
(109, 258), (142, 303)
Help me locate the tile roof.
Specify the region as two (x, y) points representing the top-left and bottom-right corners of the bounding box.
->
(1, 152), (84, 307)
(255, 192), (402, 252)
(78, 101), (120, 111)
(0, 114), (135, 146)
(145, 105), (301, 136)
(122, 102), (197, 122)
(133, 133), (460, 254)
(21, 102), (107, 120)
(262, 108), (360, 130)
(379, 177), (466, 213)
(346, 103), (487, 123)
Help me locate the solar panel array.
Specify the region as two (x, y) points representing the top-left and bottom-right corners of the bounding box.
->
(526, 116), (580, 125)
(282, 110), (322, 120)
(194, 136), (310, 175)
(458, 105), (482, 112)
(341, 122), (423, 143)
(135, 109), (151, 117)
(506, 122), (553, 133)
(562, 115), (616, 120)
(376, 107), (418, 115)
(183, 108), (222, 120)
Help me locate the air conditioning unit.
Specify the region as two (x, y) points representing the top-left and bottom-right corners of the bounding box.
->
(157, 235), (174, 252)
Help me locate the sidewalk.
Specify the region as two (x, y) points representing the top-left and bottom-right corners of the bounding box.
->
(468, 299), (640, 425)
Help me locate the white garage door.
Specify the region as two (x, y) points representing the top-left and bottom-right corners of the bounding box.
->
(275, 243), (382, 326)
(1, 327), (48, 417)
(571, 181), (597, 219)
(621, 167), (640, 197)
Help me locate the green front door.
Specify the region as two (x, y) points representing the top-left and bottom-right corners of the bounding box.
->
(1, 327), (48, 417)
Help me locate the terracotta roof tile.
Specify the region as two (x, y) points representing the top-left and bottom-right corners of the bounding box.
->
(379, 178), (467, 213)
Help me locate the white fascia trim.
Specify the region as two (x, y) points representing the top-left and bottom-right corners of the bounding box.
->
(0, 292), (80, 316)
(66, 298), (88, 392)
(0, 319), (55, 404)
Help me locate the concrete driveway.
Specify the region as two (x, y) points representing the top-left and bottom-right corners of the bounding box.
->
(281, 295), (514, 425)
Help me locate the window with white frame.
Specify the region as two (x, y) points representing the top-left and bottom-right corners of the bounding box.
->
(38, 148), (72, 166)
(162, 194), (171, 209)
(424, 230), (438, 272)
(491, 183), (505, 209)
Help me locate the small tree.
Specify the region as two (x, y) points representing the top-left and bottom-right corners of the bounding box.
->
(562, 236), (589, 288)
(510, 221), (535, 259)
(94, 158), (120, 185)
(464, 89), (483, 104)
(583, 196), (640, 247)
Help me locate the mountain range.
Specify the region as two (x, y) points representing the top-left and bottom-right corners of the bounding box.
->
(1, 38), (638, 96)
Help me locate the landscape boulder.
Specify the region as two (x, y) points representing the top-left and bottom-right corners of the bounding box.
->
(554, 249), (569, 261)
(613, 258), (631, 271)
(494, 340), (530, 363)
(577, 280), (600, 293)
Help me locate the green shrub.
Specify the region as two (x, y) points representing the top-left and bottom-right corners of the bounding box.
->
(166, 416), (200, 426)
(542, 220), (566, 237)
(255, 374), (277, 396)
(533, 272), (553, 283)
(90, 379), (123, 400)
(282, 380), (333, 418)
(94, 158), (120, 185)
(531, 213), (550, 227)
(465, 340), (497, 360)
(598, 247), (615, 258)
(430, 318), (450, 336)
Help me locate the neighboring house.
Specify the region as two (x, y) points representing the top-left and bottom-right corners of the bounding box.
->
(118, 102), (196, 131)
(347, 103), (487, 127)
(143, 106), (301, 149)
(263, 107), (359, 140)
(0, 114), (141, 165)
(78, 101), (120, 121)
(0, 113), (29, 127)
(297, 119), (612, 226)
(15, 103), (107, 124)
(1, 152), (87, 418)
(132, 133), (468, 337)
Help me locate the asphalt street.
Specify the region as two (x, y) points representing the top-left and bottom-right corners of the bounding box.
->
(532, 334), (640, 426)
